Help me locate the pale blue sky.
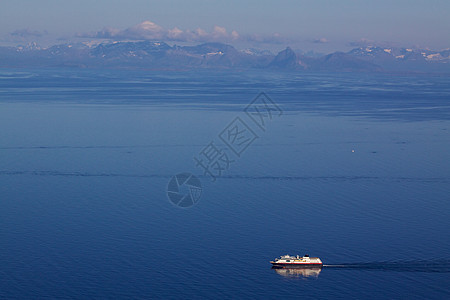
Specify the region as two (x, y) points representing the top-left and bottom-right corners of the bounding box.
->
(1, 0), (449, 51)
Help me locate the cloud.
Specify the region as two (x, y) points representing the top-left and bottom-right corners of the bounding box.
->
(10, 28), (47, 38)
(76, 21), (163, 40)
(167, 27), (183, 39)
(77, 20), (283, 44)
(312, 37), (328, 44)
(123, 21), (164, 39)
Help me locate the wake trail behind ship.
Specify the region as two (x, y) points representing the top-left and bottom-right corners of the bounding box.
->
(323, 260), (450, 273)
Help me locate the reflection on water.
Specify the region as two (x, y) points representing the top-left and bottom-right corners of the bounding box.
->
(272, 267), (322, 278)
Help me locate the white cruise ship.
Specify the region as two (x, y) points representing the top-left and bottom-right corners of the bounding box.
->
(270, 254), (323, 268)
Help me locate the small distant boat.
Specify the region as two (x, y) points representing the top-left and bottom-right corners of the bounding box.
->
(270, 254), (323, 268)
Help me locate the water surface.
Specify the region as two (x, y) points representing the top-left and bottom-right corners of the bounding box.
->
(0, 68), (449, 299)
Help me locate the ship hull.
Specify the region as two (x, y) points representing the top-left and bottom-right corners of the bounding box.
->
(271, 263), (323, 269)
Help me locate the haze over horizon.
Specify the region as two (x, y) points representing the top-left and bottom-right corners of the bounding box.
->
(1, 0), (449, 53)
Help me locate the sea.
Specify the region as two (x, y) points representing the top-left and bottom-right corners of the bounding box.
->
(0, 68), (449, 299)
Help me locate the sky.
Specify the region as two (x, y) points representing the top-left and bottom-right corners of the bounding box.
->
(1, 0), (449, 52)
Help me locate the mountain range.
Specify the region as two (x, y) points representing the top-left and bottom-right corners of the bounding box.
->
(1, 41), (449, 73)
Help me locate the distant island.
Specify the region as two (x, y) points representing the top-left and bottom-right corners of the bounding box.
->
(1, 40), (449, 73)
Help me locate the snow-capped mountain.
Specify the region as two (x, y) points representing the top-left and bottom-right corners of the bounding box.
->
(0, 41), (449, 73)
(349, 46), (450, 62)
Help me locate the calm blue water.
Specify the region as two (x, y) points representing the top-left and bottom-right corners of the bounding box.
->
(0, 68), (449, 299)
